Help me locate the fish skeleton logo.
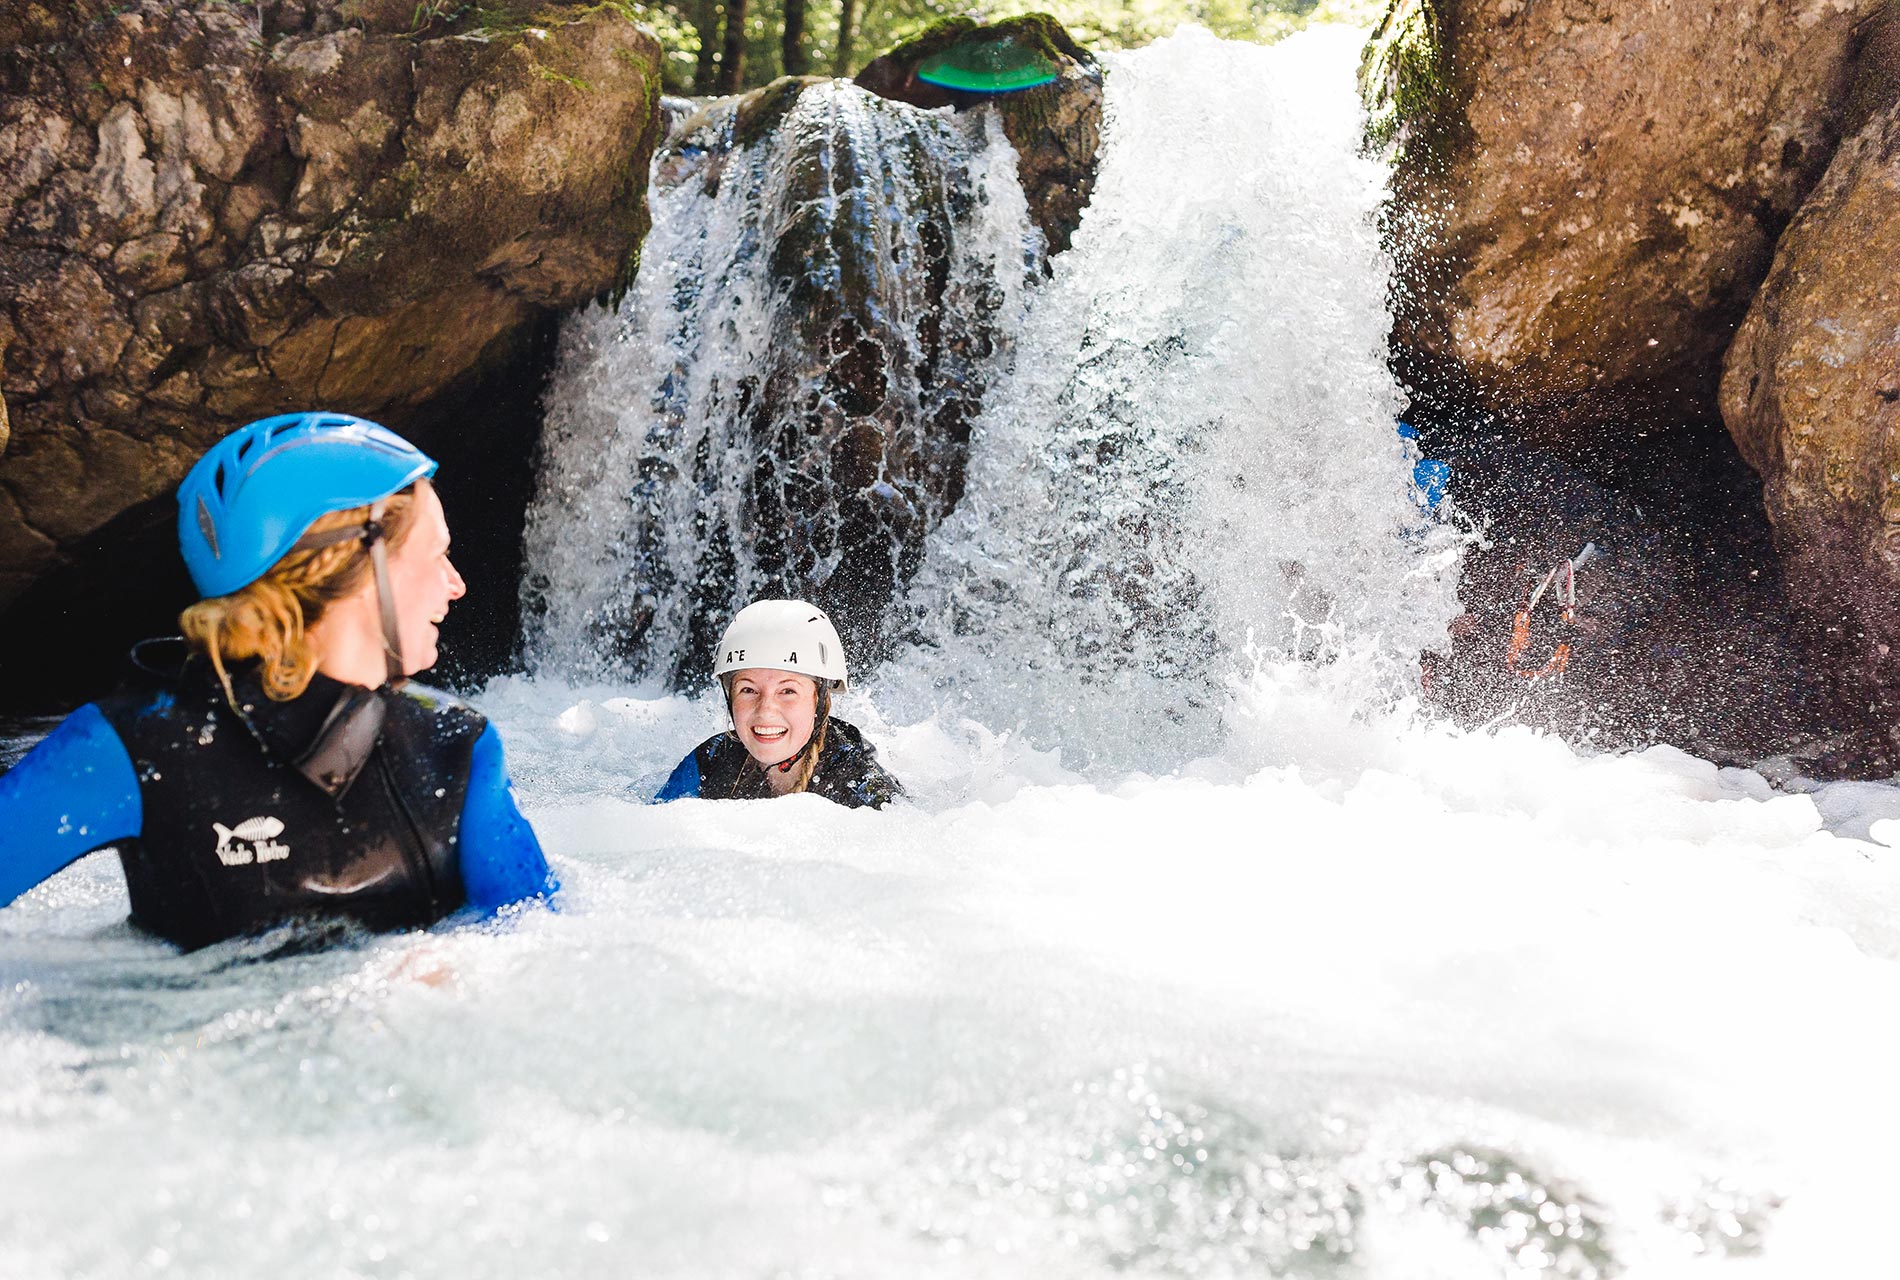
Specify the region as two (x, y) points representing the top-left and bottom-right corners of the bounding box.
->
(212, 816), (291, 866)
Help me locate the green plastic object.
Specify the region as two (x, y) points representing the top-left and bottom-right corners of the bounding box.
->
(915, 38), (1060, 93)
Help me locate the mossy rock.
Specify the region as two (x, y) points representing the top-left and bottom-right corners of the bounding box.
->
(1358, 0), (1455, 158)
(856, 13), (1103, 254)
(0, 0), (669, 696)
(384, 0), (647, 38)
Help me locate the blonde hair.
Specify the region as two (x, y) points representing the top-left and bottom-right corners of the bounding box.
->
(179, 488), (420, 702)
(784, 710), (829, 795)
(722, 673), (831, 796)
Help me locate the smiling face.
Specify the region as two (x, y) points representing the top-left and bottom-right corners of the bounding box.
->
(728, 668), (819, 767)
(385, 480), (464, 676)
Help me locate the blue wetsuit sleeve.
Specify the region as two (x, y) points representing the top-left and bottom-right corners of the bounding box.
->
(0, 704), (141, 907)
(652, 751), (701, 803)
(457, 724), (557, 911)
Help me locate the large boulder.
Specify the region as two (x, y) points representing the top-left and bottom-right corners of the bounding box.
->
(1720, 71), (1900, 751)
(1373, 0), (1886, 441)
(0, 0), (662, 620)
(857, 15), (1102, 254)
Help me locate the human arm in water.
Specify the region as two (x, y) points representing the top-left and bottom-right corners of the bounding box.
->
(653, 746), (705, 802)
(814, 719), (905, 810)
(0, 704), (142, 907)
(456, 723), (558, 910)
(831, 754), (904, 809)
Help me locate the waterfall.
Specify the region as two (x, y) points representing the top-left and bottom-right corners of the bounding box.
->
(521, 81), (1039, 686)
(526, 26), (1460, 770)
(876, 25), (1465, 769)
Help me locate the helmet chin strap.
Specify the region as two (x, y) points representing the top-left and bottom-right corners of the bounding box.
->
(291, 497), (406, 688)
(365, 499), (406, 688)
(770, 683), (833, 771)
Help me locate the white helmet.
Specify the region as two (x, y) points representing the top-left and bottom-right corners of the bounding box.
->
(712, 599), (849, 691)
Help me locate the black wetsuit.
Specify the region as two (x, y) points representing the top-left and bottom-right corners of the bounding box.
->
(655, 718), (904, 809)
(0, 640), (552, 951)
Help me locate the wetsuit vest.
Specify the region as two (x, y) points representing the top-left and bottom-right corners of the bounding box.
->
(0, 640), (553, 951)
(655, 718), (904, 809)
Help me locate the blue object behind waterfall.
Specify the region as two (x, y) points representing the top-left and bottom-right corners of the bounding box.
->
(1397, 421), (1450, 512)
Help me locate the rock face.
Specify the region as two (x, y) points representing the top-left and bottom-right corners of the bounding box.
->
(0, 0), (662, 617)
(1721, 80), (1900, 746)
(857, 15), (1102, 254)
(1378, 0), (1886, 441)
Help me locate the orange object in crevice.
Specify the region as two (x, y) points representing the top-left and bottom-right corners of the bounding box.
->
(1506, 606), (1571, 679)
(1505, 556), (1578, 681)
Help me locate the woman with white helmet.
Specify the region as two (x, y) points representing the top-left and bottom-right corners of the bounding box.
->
(0, 412), (555, 951)
(655, 599), (904, 808)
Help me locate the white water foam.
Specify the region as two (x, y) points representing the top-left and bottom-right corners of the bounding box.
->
(879, 25), (1464, 772)
(3, 26), (1899, 1280)
(6, 668), (1899, 1278)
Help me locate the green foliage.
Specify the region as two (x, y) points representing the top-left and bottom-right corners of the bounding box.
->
(411, 0), (475, 29)
(1023, 0), (1305, 51)
(634, 0), (1378, 94)
(619, 2), (703, 89)
(1357, 0), (1448, 154)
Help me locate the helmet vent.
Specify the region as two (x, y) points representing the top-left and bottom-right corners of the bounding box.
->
(196, 496), (221, 559)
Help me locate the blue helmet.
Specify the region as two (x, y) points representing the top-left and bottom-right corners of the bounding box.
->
(178, 412), (438, 598)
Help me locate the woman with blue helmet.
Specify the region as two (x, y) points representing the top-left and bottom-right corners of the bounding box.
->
(0, 412), (555, 951)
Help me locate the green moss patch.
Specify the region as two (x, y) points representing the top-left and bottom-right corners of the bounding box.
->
(534, 64), (591, 88)
(397, 0), (648, 40)
(1358, 0), (1450, 154)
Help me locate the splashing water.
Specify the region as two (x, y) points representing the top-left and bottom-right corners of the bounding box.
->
(522, 80), (1038, 684)
(6, 27), (1900, 1280)
(524, 22), (1461, 766)
(878, 26), (1463, 771)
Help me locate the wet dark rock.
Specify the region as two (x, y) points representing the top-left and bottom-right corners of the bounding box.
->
(857, 15), (1102, 254)
(1720, 41), (1900, 771)
(1418, 415), (1872, 772)
(1368, 0), (1900, 773)
(0, 0), (664, 693)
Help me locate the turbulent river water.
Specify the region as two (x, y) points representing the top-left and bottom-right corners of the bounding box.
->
(5, 26), (1900, 1280)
